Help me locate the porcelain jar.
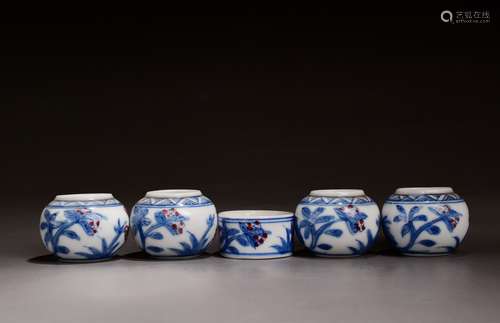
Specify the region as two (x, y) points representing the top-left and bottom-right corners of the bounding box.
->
(295, 189), (380, 257)
(39, 193), (129, 262)
(218, 210), (294, 259)
(131, 189), (217, 258)
(382, 187), (469, 256)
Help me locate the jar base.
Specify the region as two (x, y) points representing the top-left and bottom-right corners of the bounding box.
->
(401, 252), (450, 257)
(150, 254), (202, 260)
(58, 257), (113, 263)
(220, 252), (292, 260)
(312, 252), (362, 258)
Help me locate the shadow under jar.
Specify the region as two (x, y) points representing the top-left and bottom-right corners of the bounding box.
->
(130, 189), (217, 259)
(218, 210), (294, 259)
(39, 193), (129, 262)
(382, 187), (469, 256)
(295, 189), (380, 257)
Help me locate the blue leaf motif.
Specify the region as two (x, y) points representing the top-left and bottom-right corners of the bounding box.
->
(408, 206), (421, 219)
(226, 228), (240, 236)
(393, 215), (401, 223)
(401, 223), (411, 237)
(317, 244), (332, 250)
(302, 207), (312, 218)
(44, 231), (51, 246)
(334, 208), (349, 221)
(85, 246), (101, 255)
(62, 230), (80, 240)
(298, 219), (311, 228)
(56, 246), (70, 254)
(315, 216), (335, 224)
(154, 212), (167, 224)
(303, 225), (311, 240)
(226, 246), (239, 254)
(236, 235), (249, 247)
(396, 205), (406, 215)
(146, 246), (164, 253)
(149, 232), (164, 240)
(419, 239), (436, 247)
(324, 229), (343, 237)
(188, 232), (199, 249)
(311, 207), (325, 217)
(40, 222), (48, 230)
(426, 226), (441, 235)
(43, 209), (56, 222)
(413, 215), (428, 222)
(63, 210), (80, 221)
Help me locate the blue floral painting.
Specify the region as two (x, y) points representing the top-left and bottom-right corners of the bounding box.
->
(382, 204), (463, 253)
(40, 208), (128, 259)
(297, 205), (374, 254)
(132, 206), (215, 256)
(219, 220), (272, 254)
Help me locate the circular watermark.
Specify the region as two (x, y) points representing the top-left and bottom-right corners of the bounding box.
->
(441, 10), (453, 23)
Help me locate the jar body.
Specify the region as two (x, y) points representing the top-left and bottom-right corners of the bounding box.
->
(295, 194), (380, 256)
(382, 191), (469, 255)
(218, 211), (294, 259)
(39, 196), (129, 261)
(131, 194), (217, 258)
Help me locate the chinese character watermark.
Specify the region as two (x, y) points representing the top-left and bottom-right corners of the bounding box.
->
(441, 9), (491, 24)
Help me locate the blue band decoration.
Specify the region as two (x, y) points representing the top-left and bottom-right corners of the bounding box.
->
(299, 195), (375, 206)
(48, 199), (123, 208)
(135, 196), (214, 208)
(385, 193), (464, 204)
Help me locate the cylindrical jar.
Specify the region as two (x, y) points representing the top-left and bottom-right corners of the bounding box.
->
(218, 210), (294, 259)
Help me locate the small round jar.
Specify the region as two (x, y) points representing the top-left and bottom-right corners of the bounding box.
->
(39, 193), (129, 262)
(382, 187), (469, 256)
(295, 189), (380, 257)
(218, 210), (294, 259)
(131, 189), (217, 259)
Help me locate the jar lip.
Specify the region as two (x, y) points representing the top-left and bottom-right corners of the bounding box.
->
(145, 189), (202, 199)
(219, 210), (293, 219)
(395, 187), (454, 195)
(55, 193), (114, 201)
(309, 189), (365, 197)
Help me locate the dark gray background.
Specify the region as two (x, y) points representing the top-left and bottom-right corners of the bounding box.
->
(1, 6), (499, 323)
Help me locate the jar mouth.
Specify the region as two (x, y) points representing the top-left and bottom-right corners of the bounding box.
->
(219, 210), (293, 219)
(309, 189), (365, 197)
(55, 193), (114, 201)
(395, 187), (454, 195)
(145, 189), (202, 199)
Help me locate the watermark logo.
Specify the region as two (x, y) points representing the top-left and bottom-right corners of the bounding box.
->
(441, 9), (491, 24)
(441, 10), (453, 23)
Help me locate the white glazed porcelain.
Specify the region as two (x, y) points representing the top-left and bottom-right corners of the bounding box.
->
(218, 210), (294, 259)
(382, 187), (469, 256)
(39, 193), (129, 262)
(295, 189), (380, 256)
(130, 189), (217, 258)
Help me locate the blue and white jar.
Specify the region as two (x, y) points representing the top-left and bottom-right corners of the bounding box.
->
(295, 189), (380, 257)
(39, 193), (129, 262)
(218, 210), (294, 259)
(382, 187), (469, 256)
(131, 189), (217, 259)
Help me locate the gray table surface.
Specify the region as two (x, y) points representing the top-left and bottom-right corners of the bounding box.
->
(1, 201), (499, 323)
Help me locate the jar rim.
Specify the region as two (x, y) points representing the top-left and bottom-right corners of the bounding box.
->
(309, 189), (365, 197)
(145, 189), (202, 199)
(395, 187), (454, 195)
(219, 210), (293, 219)
(54, 193), (114, 201)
